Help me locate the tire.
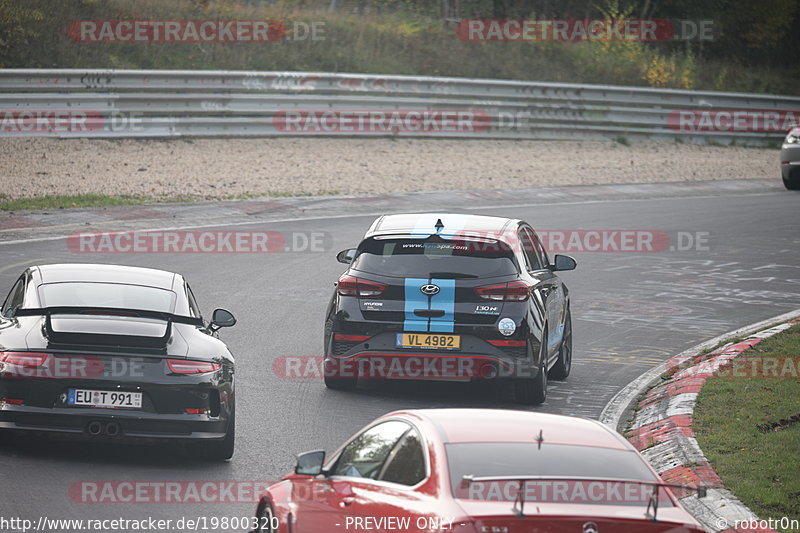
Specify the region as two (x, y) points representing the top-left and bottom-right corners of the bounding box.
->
(255, 501), (278, 533)
(514, 328), (548, 405)
(783, 172), (800, 190)
(324, 372), (358, 390)
(549, 309), (572, 380)
(206, 410), (235, 461)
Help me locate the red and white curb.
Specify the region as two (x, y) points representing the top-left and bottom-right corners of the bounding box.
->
(600, 309), (800, 533)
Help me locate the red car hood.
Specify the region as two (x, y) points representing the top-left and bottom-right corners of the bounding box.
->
(455, 500), (704, 533)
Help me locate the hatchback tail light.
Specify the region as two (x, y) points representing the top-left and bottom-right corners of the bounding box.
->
(0, 352), (49, 367)
(475, 281), (531, 301)
(167, 360), (221, 374)
(337, 275), (386, 298)
(334, 334), (371, 342)
(487, 339), (527, 347)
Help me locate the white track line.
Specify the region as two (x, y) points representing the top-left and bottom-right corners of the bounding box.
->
(0, 189), (783, 247)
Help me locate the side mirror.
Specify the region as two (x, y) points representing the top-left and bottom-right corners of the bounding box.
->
(210, 308), (236, 331)
(336, 248), (356, 264)
(551, 254), (577, 271)
(295, 449), (326, 475)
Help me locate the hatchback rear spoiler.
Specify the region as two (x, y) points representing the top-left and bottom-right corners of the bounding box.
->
(460, 475), (708, 521)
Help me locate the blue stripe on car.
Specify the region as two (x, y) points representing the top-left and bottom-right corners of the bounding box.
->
(404, 278), (429, 331)
(403, 277), (457, 333)
(429, 278), (455, 333)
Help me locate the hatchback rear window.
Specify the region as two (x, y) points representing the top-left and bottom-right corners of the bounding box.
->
(351, 237), (519, 278)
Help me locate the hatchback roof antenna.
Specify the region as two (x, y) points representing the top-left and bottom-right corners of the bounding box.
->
(435, 218), (444, 232)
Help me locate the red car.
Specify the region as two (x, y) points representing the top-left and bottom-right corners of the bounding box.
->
(253, 409), (706, 533)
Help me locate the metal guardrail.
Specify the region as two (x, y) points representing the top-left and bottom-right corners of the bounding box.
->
(1, 69), (798, 143)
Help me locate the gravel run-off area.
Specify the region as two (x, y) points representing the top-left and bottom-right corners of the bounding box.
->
(0, 137), (779, 200)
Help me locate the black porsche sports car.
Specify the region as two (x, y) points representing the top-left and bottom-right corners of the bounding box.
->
(324, 213), (576, 404)
(0, 263), (237, 460)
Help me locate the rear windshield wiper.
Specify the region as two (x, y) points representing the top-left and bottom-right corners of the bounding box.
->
(428, 272), (478, 279)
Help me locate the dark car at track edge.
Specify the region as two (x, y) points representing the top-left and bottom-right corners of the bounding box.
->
(781, 126), (800, 190)
(0, 263), (237, 460)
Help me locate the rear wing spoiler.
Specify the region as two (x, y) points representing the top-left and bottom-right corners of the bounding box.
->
(15, 307), (203, 351)
(460, 475), (708, 522)
(15, 306), (203, 326)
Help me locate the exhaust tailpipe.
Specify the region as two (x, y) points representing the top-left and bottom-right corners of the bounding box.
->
(105, 422), (121, 437)
(86, 421), (103, 436)
(479, 363), (499, 379)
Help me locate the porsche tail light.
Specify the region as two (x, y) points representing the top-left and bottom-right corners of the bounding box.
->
(475, 281), (531, 301)
(337, 275), (386, 298)
(0, 398), (24, 405)
(0, 352), (49, 367)
(167, 360), (221, 374)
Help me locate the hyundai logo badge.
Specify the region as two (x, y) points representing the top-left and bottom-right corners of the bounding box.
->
(420, 284), (440, 295)
(582, 522), (599, 533)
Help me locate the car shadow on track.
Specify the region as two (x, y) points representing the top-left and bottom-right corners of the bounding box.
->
(347, 377), (530, 409)
(0, 431), (227, 467)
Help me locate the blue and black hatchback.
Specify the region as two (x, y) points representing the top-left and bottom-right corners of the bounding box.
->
(324, 213), (576, 404)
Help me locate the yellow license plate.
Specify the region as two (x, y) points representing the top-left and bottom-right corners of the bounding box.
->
(397, 333), (461, 350)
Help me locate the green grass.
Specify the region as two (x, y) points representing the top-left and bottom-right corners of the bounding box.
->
(0, 191), (349, 211)
(1, 0), (797, 95)
(694, 324), (800, 529)
(0, 194), (148, 211)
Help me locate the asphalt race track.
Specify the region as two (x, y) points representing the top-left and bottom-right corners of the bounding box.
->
(0, 181), (798, 526)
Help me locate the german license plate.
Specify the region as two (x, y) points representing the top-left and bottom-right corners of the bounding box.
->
(67, 389), (142, 409)
(397, 333), (461, 350)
